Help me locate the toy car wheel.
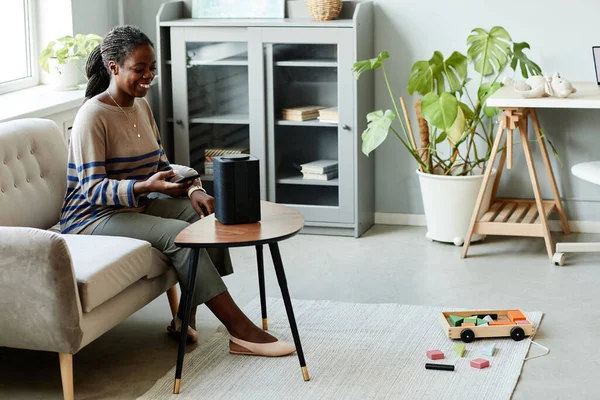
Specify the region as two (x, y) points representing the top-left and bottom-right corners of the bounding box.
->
(460, 328), (475, 343)
(510, 326), (525, 341)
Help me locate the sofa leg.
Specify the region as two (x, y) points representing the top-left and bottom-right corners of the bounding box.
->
(58, 353), (74, 400)
(167, 285), (179, 318)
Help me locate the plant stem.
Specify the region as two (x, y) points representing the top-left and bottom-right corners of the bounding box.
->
(390, 126), (428, 171)
(465, 89), (477, 109)
(381, 64), (412, 149)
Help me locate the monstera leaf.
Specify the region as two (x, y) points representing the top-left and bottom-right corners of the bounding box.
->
(467, 26), (512, 76)
(408, 51), (467, 96)
(352, 51), (390, 80)
(458, 101), (476, 121)
(447, 107), (466, 144)
(510, 42), (542, 78)
(420, 92), (459, 133)
(478, 82), (502, 118)
(361, 110), (396, 156)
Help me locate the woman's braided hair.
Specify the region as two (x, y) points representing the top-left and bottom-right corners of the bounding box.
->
(85, 25), (154, 100)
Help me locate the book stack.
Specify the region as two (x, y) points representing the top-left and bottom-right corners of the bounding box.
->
(300, 159), (338, 181)
(281, 106), (326, 121)
(204, 147), (249, 176)
(318, 107), (338, 123)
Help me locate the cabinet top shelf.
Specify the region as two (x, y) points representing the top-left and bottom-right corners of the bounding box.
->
(160, 18), (355, 28)
(189, 113), (250, 125)
(275, 59), (337, 68)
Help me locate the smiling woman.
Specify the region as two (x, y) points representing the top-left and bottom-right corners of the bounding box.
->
(61, 25), (295, 355)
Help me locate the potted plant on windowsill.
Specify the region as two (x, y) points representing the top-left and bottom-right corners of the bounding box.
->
(353, 26), (548, 245)
(39, 33), (102, 90)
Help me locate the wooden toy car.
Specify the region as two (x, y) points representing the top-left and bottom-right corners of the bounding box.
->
(440, 309), (535, 343)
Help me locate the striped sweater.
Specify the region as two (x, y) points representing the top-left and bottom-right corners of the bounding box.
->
(60, 96), (192, 234)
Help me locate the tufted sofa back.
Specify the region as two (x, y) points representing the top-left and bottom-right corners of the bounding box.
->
(0, 119), (68, 229)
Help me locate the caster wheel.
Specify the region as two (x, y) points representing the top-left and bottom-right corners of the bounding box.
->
(460, 328), (475, 343)
(425, 232), (433, 241)
(453, 237), (464, 246)
(552, 252), (565, 266)
(510, 326), (525, 341)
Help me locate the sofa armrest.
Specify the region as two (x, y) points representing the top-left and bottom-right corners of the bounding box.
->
(0, 227), (83, 354)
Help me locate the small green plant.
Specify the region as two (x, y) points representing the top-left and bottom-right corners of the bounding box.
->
(352, 26), (555, 176)
(39, 34), (102, 74)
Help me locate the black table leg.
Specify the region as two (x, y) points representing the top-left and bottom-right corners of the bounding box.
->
(173, 248), (200, 394)
(268, 242), (309, 381)
(256, 245), (268, 330)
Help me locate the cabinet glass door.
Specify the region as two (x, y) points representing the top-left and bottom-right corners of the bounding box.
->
(170, 28), (263, 194)
(258, 28), (354, 223)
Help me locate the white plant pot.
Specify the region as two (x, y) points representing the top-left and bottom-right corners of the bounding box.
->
(48, 58), (80, 90)
(416, 168), (497, 246)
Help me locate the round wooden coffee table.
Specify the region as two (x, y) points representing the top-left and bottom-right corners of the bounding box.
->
(172, 200), (309, 394)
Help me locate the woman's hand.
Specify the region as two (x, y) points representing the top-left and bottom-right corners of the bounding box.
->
(134, 170), (191, 196)
(190, 190), (215, 218)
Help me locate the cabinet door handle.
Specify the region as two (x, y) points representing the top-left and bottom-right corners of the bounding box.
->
(342, 124), (351, 131)
(175, 119), (183, 126)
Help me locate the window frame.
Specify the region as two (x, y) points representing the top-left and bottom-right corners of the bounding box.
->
(0, 0), (38, 95)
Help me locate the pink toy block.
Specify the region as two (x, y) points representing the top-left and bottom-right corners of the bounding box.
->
(515, 320), (530, 325)
(426, 350), (444, 360)
(470, 358), (490, 369)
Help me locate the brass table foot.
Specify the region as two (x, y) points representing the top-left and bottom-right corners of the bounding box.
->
(302, 366), (310, 381)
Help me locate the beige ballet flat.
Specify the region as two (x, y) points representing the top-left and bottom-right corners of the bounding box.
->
(229, 336), (296, 357)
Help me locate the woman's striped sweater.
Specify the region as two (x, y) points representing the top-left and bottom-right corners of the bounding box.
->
(60, 96), (183, 234)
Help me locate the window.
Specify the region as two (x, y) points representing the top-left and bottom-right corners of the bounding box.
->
(0, 0), (37, 94)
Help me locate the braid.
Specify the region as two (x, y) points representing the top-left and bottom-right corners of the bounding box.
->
(85, 46), (109, 100)
(84, 25), (154, 100)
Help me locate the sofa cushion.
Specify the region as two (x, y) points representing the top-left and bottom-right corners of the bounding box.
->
(0, 119), (67, 229)
(62, 235), (171, 313)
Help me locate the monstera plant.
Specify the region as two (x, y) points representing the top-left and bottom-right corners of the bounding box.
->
(353, 26), (550, 176)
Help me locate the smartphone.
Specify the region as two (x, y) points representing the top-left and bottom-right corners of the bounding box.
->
(174, 174), (200, 183)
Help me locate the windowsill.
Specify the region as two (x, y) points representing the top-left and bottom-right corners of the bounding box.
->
(0, 84), (86, 123)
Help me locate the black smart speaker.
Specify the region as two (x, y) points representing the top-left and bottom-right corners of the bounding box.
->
(213, 154), (261, 224)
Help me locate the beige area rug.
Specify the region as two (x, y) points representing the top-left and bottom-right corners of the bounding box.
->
(140, 298), (543, 400)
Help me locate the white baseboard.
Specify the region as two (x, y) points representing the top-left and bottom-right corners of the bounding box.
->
(375, 213), (600, 234)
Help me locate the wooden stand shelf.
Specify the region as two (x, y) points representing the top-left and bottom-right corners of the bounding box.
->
(476, 199), (557, 237)
(461, 108), (569, 261)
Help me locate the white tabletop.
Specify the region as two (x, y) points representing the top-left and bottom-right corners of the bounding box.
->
(486, 81), (600, 109)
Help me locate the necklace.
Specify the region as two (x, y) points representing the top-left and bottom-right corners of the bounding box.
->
(107, 91), (140, 138)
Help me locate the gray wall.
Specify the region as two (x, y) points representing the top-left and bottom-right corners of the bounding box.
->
(71, 0), (120, 36)
(123, 0), (167, 44)
(82, 0), (600, 220)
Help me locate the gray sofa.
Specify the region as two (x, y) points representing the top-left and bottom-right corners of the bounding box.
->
(0, 118), (179, 400)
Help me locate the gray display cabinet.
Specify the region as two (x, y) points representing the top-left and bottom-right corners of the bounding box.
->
(156, 0), (374, 237)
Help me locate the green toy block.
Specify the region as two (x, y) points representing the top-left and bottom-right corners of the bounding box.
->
(476, 318), (487, 326)
(483, 315), (494, 323)
(449, 315), (464, 327)
(454, 343), (466, 357)
(464, 317), (477, 324)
